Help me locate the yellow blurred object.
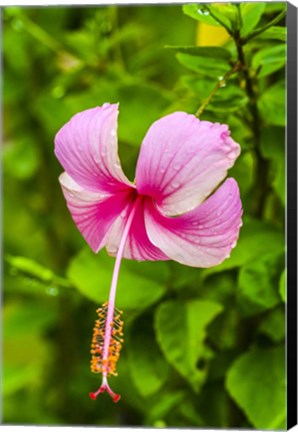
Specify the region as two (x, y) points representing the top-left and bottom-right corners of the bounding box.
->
(197, 22), (230, 46)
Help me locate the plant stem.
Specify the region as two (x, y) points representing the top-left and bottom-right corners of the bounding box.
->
(242, 9), (286, 44)
(234, 30), (271, 218)
(195, 61), (241, 118)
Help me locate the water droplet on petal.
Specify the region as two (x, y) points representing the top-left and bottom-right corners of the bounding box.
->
(109, 245), (118, 254)
(172, 181), (181, 189)
(94, 154), (101, 163)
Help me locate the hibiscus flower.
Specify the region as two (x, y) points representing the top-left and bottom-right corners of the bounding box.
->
(54, 103), (242, 402)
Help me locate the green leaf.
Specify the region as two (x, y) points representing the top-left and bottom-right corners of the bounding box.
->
(3, 301), (57, 396)
(145, 390), (186, 425)
(3, 25), (30, 75)
(166, 45), (231, 60)
(237, 252), (284, 316)
(226, 345), (286, 429)
(265, 2), (287, 13)
(3, 364), (42, 397)
(3, 136), (39, 180)
(181, 75), (215, 100)
(259, 307), (285, 342)
(207, 4), (239, 32)
(225, 113), (253, 150)
(67, 247), (168, 310)
(242, 9), (286, 44)
(279, 269), (286, 302)
(252, 44), (286, 78)
(113, 353), (147, 412)
(208, 349), (236, 382)
(256, 26), (287, 42)
(155, 299), (223, 391)
(175, 400), (204, 426)
(208, 307), (239, 350)
(260, 126), (284, 159)
(202, 216), (284, 277)
(207, 94), (249, 113)
(64, 30), (98, 64)
(5, 255), (54, 283)
(182, 4), (222, 26)
(240, 3), (266, 37)
(117, 84), (172, 147)
(228, 151), (255, 195)
(3, 300), (58, 336)
(199, 272), (236, 305)
(176, 53), (230, 78)
(34, 81), (171, 147)
(127, 315), (170, 397)
(260, 126), (285, 205)
(258, 80), (285, 126)
(182, 75), (248, 114)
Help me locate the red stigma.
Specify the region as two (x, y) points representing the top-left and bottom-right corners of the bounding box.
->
(89, 383), (121, 403)
(113, 394), (121, 403)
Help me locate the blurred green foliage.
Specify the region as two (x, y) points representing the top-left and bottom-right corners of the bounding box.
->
(3, 3), (286, 428)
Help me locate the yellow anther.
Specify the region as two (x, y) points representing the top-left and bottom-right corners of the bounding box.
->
(90, 301), (124, 377)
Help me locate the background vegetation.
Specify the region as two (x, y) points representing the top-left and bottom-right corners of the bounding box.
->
(3, 2), (286, 428)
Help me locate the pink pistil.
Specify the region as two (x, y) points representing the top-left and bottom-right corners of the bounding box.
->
(89, 379), (121, 403)
(89, 196), (141, 402)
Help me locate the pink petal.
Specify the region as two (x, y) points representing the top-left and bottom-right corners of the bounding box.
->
(144, 178), (243, 268)
(59, 172), (135, 253)
(135, 112), (240, 216)
(55, 104), (133, 194)
(105, 198), (168, 262)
